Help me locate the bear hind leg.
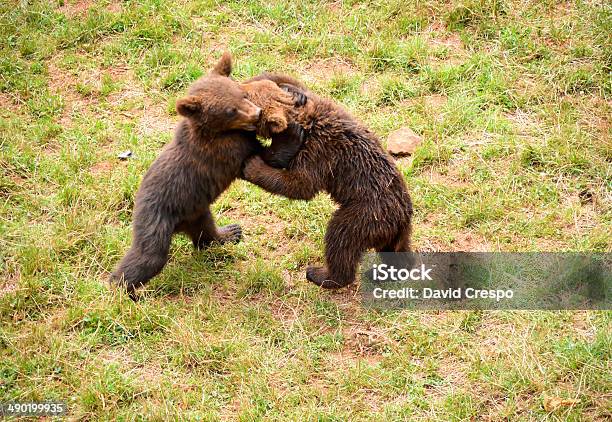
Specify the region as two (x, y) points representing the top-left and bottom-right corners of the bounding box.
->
(306, 209), (365, 289)
(376, 224), (414, 271)
(306, 248), (363, 289)
(110, 225), (172, 297)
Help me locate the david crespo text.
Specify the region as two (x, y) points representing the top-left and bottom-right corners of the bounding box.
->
(371, 287), (514, 302)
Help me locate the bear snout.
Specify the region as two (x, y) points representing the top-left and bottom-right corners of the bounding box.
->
(239, 99), (262, 123)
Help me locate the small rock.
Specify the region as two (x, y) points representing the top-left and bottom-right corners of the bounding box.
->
(117, 150), (134, 160)
(387, 127), (422, 156)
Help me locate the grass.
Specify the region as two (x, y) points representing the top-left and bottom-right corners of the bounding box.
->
(0, 0), (610, 420)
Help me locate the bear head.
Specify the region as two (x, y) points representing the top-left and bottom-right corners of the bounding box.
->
(175, 52), (262, 134)
(240, 80), (297, 139)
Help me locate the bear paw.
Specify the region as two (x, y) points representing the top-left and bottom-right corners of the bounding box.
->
(306, 266), (351, 289)
(217, 224), (243, 244)
(107, 273), (141, 301)
(242, 155), (265, 180)
(280, 83), (307, 107)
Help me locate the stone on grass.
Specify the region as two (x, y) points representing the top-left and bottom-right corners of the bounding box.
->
(386, 127), (422, 156)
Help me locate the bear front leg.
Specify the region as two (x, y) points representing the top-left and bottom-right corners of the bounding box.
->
(244, 72), (308, 91)
(243, 155), (319, 200)
(279, 83), (307, 107)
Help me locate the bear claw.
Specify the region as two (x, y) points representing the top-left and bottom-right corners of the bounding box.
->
(279, 83), (307, 107)
(217, 224), (243, 244)
(305, 266), (340, 289)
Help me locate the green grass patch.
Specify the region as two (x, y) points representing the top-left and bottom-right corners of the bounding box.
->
(1, 0), (610, 419)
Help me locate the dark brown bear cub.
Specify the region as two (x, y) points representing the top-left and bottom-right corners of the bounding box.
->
(110, 53), (303, 295)
(243, 82), (413, 289)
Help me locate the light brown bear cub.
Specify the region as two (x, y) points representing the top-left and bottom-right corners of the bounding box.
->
(242, 79), (307, 167)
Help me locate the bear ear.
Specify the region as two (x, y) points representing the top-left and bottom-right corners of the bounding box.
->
(211, 51), (232, 76)
(176, 96), (201, 117)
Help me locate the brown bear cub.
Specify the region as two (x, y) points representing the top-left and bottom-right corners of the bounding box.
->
(110, 53), (304, 295)
(243, 80), (413, 289)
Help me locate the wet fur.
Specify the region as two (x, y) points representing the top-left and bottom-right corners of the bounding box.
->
(243, 83), (413, 289)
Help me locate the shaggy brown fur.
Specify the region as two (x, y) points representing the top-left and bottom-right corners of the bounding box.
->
(109, 53), (304, 295)
(243, 82), (413, 289)
(242, 79), (307, 167)
(242, 80), (294, 137)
